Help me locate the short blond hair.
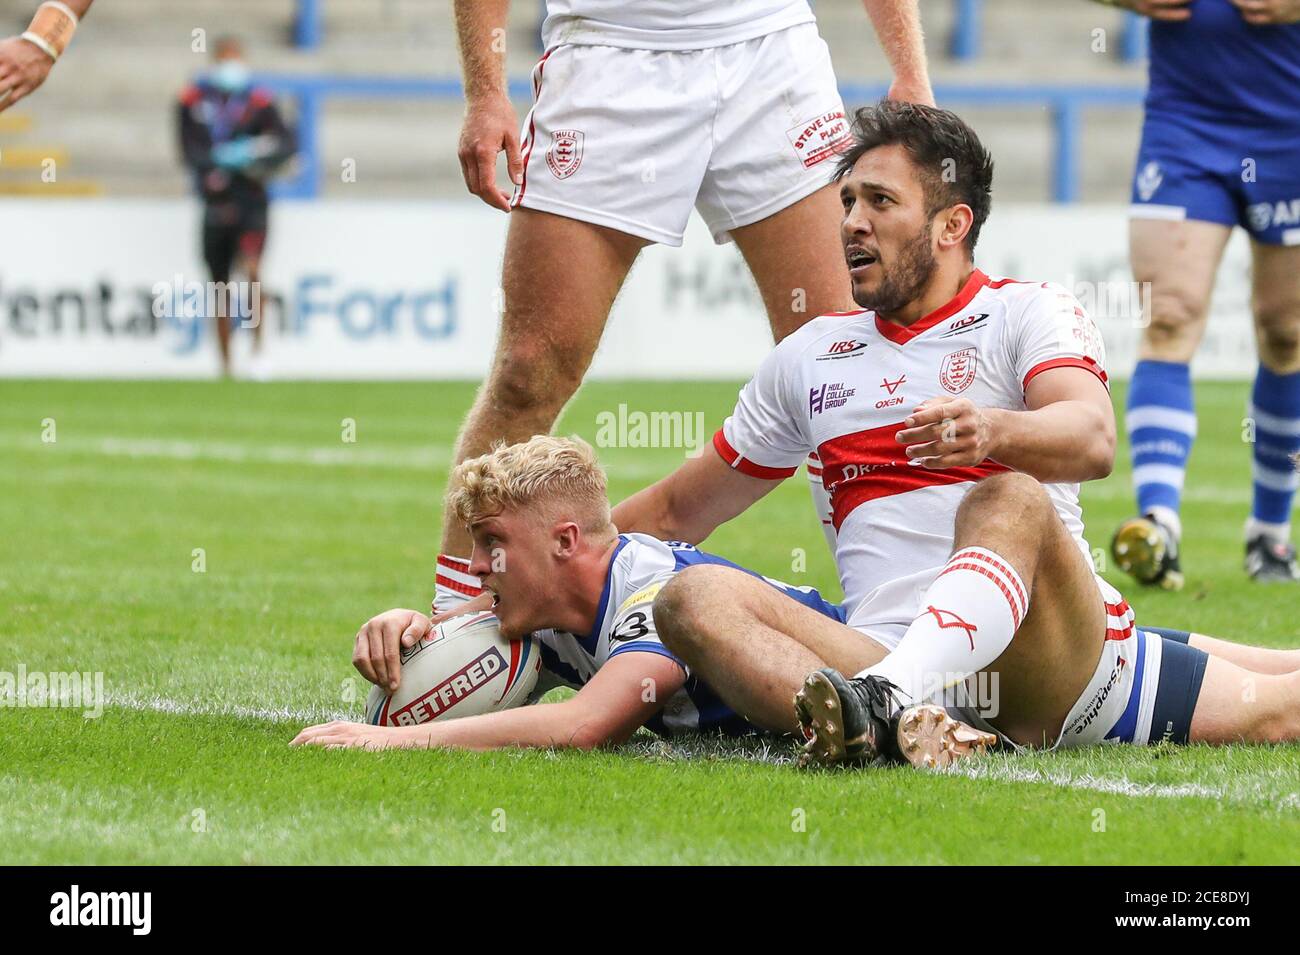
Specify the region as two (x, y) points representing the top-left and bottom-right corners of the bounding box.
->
(447, 435), (614, 536)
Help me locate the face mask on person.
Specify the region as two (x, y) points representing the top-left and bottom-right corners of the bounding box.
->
(211, 60), (251, 94)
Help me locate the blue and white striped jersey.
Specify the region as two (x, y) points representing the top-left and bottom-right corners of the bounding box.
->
(532, 533), (845, 736)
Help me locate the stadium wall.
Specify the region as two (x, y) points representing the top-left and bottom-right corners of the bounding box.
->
(0, 200), (1257, 380)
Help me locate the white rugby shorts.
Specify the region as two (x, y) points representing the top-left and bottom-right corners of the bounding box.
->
(510, 22), (850, 246)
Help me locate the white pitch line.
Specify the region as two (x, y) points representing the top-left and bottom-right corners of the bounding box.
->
(9, 435), (685, 479)
(947, 761), (1300, 812)
(107, 692), (352, 726)
(103, 693), (1299, 810)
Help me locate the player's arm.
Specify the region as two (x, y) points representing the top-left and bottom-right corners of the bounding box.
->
(862, 0), (934, 106)
(453, 0), (522, 211)
(251, 97), (297, 170)
(292, 652), (686, 751)
(612, 447), (784, 545)
(0, 1), (93, 113)
(895, 366), (1115, 483)
(177, 94), (215, 174)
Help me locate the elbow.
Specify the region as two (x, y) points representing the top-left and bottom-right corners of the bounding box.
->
(565, 724), (618, 751)
(1091, 414), (1117, 480)
(1089, 441), (1115, 481)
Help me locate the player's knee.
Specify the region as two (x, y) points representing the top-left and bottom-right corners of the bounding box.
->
(652, 566), (725, 656)
(1142, 289), (1205, 357)
(485, 340), (586, 417)
(957, 472), (1052, 534)
(1253, 305), (1300, 371)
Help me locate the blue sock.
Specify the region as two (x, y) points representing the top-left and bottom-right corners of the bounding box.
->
(1249, 364), (1300, 540)
(1127, 360), (1196, 524)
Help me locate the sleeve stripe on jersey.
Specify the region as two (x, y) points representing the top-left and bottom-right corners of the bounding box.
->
(607, 641), (684, 667)
(712, 429), (799, 480)
(1022, 356), (1108, 391)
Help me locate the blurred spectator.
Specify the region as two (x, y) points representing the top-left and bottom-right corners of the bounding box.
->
(177, 35), (295, 378)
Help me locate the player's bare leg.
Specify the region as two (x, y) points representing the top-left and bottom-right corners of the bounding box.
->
(653, 565), (885, 734)
(732, 181), (853, 552)
(243, 254), (264, 355)
(1189, 656), (1300, 744)
(439, 208), (647, 558)
(731, 183), (854, 342)
(1192, 634), (1300, 674)
(800, 473), (1109, 766)
(1112, 218), (1232, 589)
(213, 280), (233, 378)
(1243, 240), (1300, 580)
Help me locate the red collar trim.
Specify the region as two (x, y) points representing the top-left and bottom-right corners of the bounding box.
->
(874, 269), (989, 345)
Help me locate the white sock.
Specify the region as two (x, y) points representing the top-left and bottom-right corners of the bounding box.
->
(434, 554), (482, 613)
(805, 453), (837, 557)
(1246, 517), (1291, 545)
(1147, 505), (1182, 541)
(856, 546), (1029, 705)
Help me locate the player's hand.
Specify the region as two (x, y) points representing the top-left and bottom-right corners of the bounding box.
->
(1229, 0), (1300, 24)
(895, 397), (997, 469)
(1108, 0), (1193, 21)
(429, 590), (494, 624)
(291, 720), (410, 750)
(0, 36), (55, 113)
(352, 608), (431, 692)
(457, 92), (523, 212)
(886, 77), (935, 108)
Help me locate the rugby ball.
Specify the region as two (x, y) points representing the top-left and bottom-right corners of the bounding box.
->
(364, 611), (541, 726)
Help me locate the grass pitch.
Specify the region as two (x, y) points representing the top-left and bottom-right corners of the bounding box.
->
(2, 379), (1297, 864)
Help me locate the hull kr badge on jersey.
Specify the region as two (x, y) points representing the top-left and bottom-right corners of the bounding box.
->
(546, 129), (584, 179)
(939, 347), (978, 394)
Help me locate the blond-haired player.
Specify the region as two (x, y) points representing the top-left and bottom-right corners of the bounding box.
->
(292, 435), (846, 751)
(434, 0), (934, 614)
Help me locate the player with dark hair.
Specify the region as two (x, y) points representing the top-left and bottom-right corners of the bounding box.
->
(610, 102), (1300, 767)
(177, 35), (296, 378)
(1099, 0), (1300, 586)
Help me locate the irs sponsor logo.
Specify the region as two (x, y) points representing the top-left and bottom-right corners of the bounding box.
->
(809, 381), (855, 416)
(816, 339), (868, 361)
(1136, 160), (1162, 202)
(392, 647), (506, 724)
(786, 109), (850, 168)
(939, 347), (978, 394)
(939, 312), (989, 338)
(546, 129), (584, 179)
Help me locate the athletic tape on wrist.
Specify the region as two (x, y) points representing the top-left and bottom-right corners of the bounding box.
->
(25, 1), (80, 60)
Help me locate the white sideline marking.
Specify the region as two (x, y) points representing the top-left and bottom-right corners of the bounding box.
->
(108, 691), (352, 726)
(105, 693), (1300, 810)
(12, 435), (680, 478)
(949, 762), (1299, 811)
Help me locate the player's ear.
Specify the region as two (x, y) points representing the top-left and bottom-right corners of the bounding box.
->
(936, 204), (974, 252)
(553, 521), (581, 560)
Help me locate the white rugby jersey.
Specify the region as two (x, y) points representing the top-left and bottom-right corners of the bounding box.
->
(533, 532), (843, 736)
(541, 0), (815, 51)
(715, 269), (1109, 648)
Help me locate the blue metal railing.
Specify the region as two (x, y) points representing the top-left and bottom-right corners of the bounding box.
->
(252, 74), (1144, 203)
(294, 0), (323, 50)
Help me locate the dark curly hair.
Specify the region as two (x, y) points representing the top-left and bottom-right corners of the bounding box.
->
(834, 101), (995, 254)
